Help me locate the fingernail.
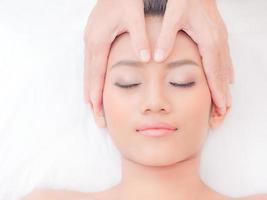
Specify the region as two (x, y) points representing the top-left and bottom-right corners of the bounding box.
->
(154, 48), (165, 62)
(139, 49), (150, 62)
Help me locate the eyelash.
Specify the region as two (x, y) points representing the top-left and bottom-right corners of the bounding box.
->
(115, 81), (195, 89)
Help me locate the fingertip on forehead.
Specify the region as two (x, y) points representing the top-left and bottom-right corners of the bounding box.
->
(108, 18), (202, 68)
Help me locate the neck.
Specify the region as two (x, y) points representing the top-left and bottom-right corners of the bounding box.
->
(116, 152), (208, 200)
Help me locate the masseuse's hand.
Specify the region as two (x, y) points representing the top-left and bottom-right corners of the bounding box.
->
(154, 0), (234, 114)
(84, 0), (234, 126)
(84, 0), (150, 126)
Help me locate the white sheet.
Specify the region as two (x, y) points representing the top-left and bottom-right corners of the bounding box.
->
(0, 0), (267, 199)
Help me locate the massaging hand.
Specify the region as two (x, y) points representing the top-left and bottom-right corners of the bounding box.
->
(83, 0), (234, 122)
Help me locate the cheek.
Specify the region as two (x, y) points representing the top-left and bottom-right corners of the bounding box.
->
(102, 83), (138, 148)
(182, 86), (211, 121)
(188, 89), (211, 132)
(103, 87), (137, 126)
(171, 82), (212, 155)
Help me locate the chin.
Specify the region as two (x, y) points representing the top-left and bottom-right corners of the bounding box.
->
(129, 152), (187, 167)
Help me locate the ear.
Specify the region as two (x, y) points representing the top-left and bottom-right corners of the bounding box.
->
(209, 104), (230, 129)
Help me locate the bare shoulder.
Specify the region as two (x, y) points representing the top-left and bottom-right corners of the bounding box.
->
(202, 185), (267, 200)
(21, 188), (95, 200)
(236, 193), (267, 200)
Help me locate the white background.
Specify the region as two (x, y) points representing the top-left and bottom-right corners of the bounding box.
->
(0, 0), (267, 199)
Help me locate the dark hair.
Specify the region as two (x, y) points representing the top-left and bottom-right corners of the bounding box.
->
(144, 0), (167, 16)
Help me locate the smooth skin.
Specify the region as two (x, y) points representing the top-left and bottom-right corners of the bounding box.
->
(83, 0), (235, 128)
(23, 16), (266, 200)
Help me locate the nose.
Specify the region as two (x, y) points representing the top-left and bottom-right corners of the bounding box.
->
(141, 84), (171, 115)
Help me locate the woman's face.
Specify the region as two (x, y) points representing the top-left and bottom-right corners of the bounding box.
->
(99, 17), (226, 166)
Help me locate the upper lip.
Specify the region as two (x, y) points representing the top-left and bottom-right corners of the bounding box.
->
(136, 122), (177, 131)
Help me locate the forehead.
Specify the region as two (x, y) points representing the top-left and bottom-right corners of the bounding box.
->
(107, 17), (202, 69)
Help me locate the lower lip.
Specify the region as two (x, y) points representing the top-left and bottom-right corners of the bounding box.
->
(137, 129), (176, 137)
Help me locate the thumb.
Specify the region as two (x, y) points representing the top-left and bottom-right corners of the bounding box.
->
(154, 23), (178, 62)
(128, 16), (151, 62)
(154, 0), (184, 62)
(154, 11), (183, 62)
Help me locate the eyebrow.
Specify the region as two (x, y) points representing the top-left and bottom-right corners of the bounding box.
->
(111, 59), (199, 70)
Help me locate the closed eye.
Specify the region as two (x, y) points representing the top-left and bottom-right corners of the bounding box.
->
(114, 83), (141, 88)
(115, 81), (195, 89)
(170, 81), (195, 87)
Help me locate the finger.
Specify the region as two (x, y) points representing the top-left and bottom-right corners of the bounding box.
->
(217, 34), (233, 110)
(226, 84), (232, 109)
(83, 17), (117, 111)
(219, 28), (234, 85)
(154, 0), (185, 62)
(84, 43), (110, 116)
(216, 36), (233, 111)
(214, 79), (228, 115)
(229, 59), (235, 84)
(219, 43), (232, 112)
(200, 42), (227, 115)
(225, 42), (235, 84)
(215, 14), (235, 85)
(128, 14), (151, 62)
(188, 18), (228, 115)
(212, 69), (228, 115)
(218, 43), (229, 115)
(83, 46), (92, 105)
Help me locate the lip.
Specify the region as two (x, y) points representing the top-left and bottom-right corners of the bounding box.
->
(136, 122), (177, 137)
